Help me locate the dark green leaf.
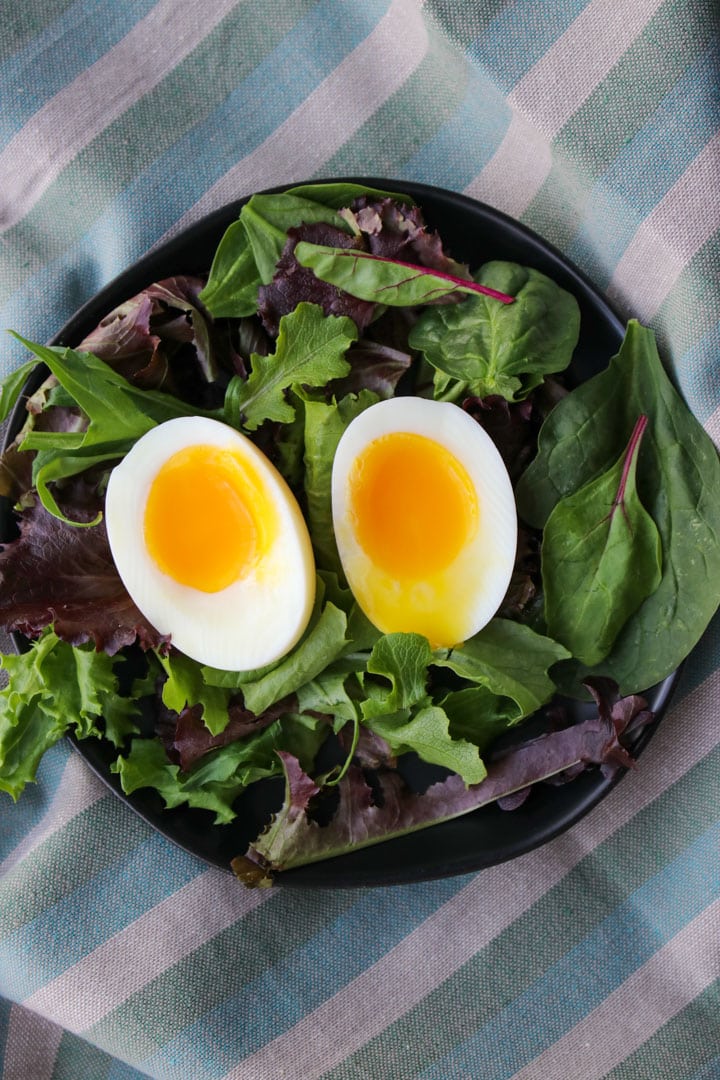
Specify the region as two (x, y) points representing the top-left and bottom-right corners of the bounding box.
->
(542, 415), (662, 665)
(409, 261), (580, 402)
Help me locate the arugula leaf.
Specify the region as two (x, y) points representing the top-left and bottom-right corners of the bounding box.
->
(433, 619), (570, 724)
(224, 303), (357, 431)
(408, 262), (581, 402)
(542, 415), (662, 665)
(294, 243), (515, 307)
(517, 321), (720, 693)
(0, 631), (141, 799)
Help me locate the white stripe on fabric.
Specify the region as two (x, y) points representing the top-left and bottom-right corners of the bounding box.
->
(511, 899), (720, 1080)
(0, 0), (245, 233)
(0, 754), (106, 879)
(224, 670), (720, 1080)
(1, 1004), (63, 1080)
(464, 0), (665, 218)
(164, 0), (429, 238)
(22, 868), (273, 1032)
(607, 133), (720, 321)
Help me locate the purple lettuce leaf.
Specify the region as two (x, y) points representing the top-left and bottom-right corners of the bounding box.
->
(163, 694), (299, 771)
(0, 483), (168, 655)
(241, 683), (652, 878)
(258, 223), (374, 337)
(348, 196), (472, 280)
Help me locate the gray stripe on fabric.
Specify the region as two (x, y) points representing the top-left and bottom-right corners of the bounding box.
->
(0, 0), (245, 233)
(607, 133), (720, 321)
(0, 754), (105, 878)
(164, 0), (429, 238)
(1, 1004), (62, 1080)
(511, 900), (720, 1080)
(22, 868), (274, 1032)
(463, 0), (665, 218)
(222, 671), (720, 1080)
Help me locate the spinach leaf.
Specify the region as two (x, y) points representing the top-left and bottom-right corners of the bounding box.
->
(517, 320), (720, 693)
(408, 261), (580, 402)
(224, 303), (357, 431)
(199, 183), (407, 318)
(542, 415), (662, 665)
(294, 243), (515, 307)
(0, 358), (38, 423)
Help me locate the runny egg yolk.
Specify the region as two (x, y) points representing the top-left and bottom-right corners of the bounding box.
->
(143, 444), (277, 594)
(347, 432), (480, 642)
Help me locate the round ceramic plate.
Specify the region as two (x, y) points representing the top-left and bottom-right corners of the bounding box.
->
(1, 179), (680, 887)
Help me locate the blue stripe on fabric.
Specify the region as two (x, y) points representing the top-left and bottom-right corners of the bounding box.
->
(566, 42), (720, 289)
(0, 0), (159, 147)
(0, 741), (70, 864)
(0, 832), (202, 998)
(0, 0), (392, 375)
(468, 0), (589, 92)
(689, 1050), (720, 1080)
(105, 1053), (153, 1080)
(418, 821), (720, 1080)
(402, 67), (512, 190)
(136, 875), (469, 1080)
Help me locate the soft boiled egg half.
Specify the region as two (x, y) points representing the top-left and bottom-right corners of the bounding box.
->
(105, 415), (315, 671)
(331, 397), (517, 648)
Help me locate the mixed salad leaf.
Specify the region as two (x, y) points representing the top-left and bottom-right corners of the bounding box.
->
(2, 181), (720, 882)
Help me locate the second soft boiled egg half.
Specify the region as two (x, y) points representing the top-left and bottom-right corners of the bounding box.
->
(331, 397), (517, 649)
(105, 415), (316, 671)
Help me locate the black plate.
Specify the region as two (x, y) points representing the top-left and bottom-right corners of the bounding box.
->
(1, 178), (680, 887)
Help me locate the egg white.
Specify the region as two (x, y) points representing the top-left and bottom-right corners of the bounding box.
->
(331, 397), (517, 647)
(105, 415), (315, 671)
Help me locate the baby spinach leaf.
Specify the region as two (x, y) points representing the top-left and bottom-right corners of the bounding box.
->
(433, 618), (570, 723)
(517, 321), (720, 693)
(408, 261), (580, 402)
(542, 415), (662, 666)
(224, 303), (357, 431)
(294, 243), (515, 307)
(0, 357), (38, 423)
(199, 184), (405, 318)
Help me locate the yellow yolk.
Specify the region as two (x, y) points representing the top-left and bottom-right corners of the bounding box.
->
(144, 444), (277, 593)
(346, 432), (480, 644)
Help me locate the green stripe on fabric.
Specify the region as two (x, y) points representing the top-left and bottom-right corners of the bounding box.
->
(0, 797), (150, 935)
(0, 0), (316, 302)
(321, 25), (470, 177)
(604, 979), (720, 1080)
(84, 886), (360, 1061)
(423, 0), (511, 50)
(322, 743), (720, 1079)
(522, 0), (715, 251)
(0, 0), (76, 63)
(53, 1028), (147, 1080)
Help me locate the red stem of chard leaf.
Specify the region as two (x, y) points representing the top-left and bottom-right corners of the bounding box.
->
(613, 414), (648, 518)
(339, 250), (516, 304)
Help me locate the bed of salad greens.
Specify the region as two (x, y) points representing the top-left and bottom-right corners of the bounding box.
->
(1, 181), (719, 884)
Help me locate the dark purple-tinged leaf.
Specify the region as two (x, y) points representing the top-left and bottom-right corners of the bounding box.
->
(348, 196), (471, 279)
(0, 487), (168, 655)
(327, 339), (412, 400)
(462, 394), (539, 483)
(242, 688), (652, 876)
(168, 694), (298, 771)
(258, 223), (375, 337)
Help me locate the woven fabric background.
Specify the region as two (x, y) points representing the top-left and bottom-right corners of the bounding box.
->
(1, 2), (719, 1077)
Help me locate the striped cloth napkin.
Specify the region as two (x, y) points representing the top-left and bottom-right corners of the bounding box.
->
(1, 2), (719, 1078)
